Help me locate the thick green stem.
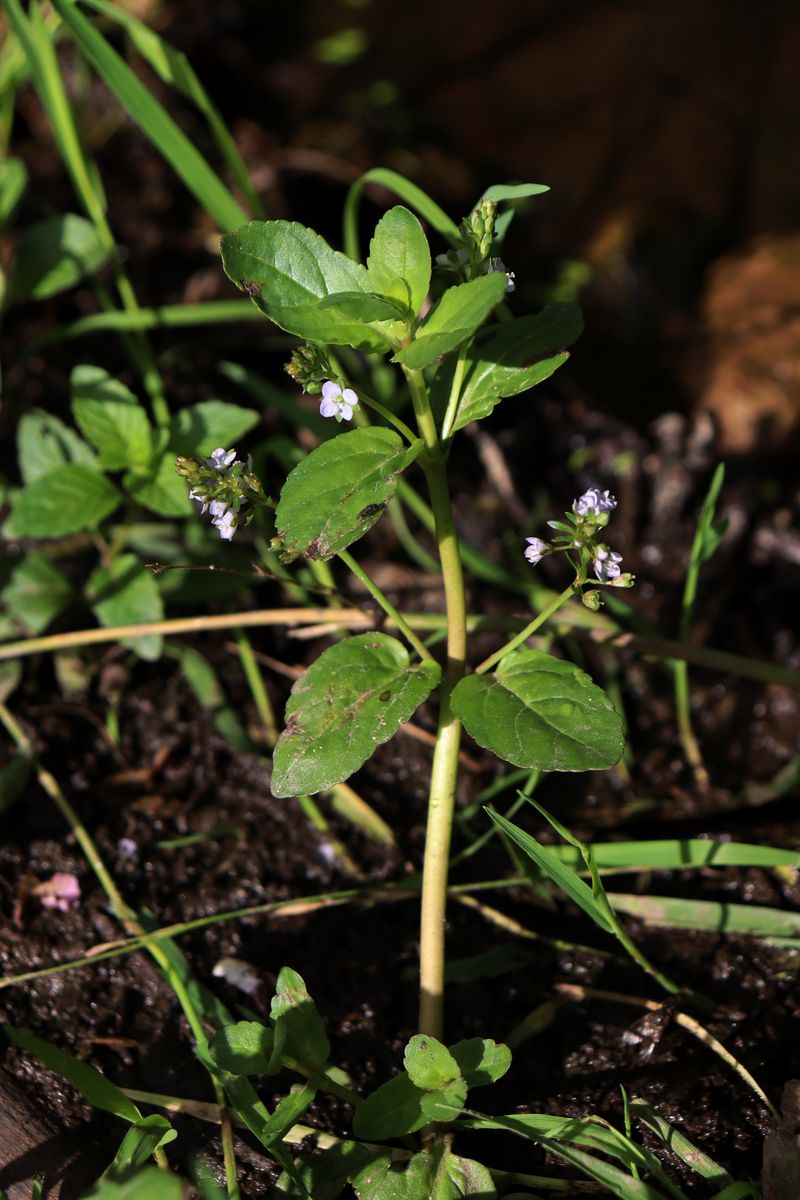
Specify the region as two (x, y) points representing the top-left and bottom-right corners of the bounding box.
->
(403, 367), (467, 1040)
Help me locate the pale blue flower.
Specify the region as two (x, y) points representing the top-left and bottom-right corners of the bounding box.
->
(524, 536), (549, 565)
(320, 380), (359, 421)
(206, 447), (237, 469)
(212, 509), (238, 541)
(573, 488), (617, 517)
(594, 546), (623, 581)
(488, 257), (516, 293)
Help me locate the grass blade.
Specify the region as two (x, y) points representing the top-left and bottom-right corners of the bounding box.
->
(607, 892), (800, 941)
(343, 167), (460, 261)
(549, 839), (800, 872)
(630, 1099), (732, 1187)
(50, 0), (248, 232)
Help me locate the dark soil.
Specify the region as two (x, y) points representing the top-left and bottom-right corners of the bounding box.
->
(2, 3), (800, 1198)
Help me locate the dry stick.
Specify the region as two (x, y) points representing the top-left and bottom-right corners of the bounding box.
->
(557, 983), (780, 1124)
(1, 610), (794, 690)
(0, 703), (239, 1186)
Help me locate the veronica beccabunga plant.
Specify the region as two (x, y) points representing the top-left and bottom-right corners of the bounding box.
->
(175, 183), (633, 1194)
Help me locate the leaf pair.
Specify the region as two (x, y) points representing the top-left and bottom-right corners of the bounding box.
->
(353, 1034), (511, 1141)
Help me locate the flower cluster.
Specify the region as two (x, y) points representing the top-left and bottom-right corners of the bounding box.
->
(177, 447), (266, 541)
(435, 199), (516, 293)
(523, 486), (634, 605)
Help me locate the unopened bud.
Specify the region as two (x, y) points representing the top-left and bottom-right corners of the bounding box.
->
(581, 589), (603, 610)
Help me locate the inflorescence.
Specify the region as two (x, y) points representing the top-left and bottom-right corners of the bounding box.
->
(176, 447), (267, 541)
(524, 487), (634, 607)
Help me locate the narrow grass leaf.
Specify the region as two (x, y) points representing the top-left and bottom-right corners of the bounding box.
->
(607, 893), (800, 941)
(0, 157), (28, 230)
(343, 167), (461, 262)
(550, 839), (800, 872)
(630, 1099), (732, 1186)
(106, 1115), (177, 1176)
(50, 0), (248, 232)
(4, 1024), (142, 1122)
(486, 810), (615, 933)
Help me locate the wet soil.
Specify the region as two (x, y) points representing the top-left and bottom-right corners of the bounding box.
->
(2, 3), (800, 1197)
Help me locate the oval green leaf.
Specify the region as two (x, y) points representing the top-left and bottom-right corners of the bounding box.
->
(275, 427), (421, 562)
(220, 220), (392, 351)
(11, 214), (108, 301)
(451, 649), (624, 772)
(404, 1034), (461, 1090)
(453, 303), (583, 432)
(395, 271), (508, 369)
(272, 633), (441, 797)
(367, 205), (431, 316)
(6, 464), (121, 537)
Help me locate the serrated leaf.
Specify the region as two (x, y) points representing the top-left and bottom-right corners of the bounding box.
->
(449, 1038), (512, 1088)
(3, 553), (73, 633)
(272, 634), (440, 797)
(404, 1034), (461, 1090)
(452, 649), (624, 772)
(395, 273), (508, 369)
(0, 157), (27, 231)
(11, 213), (108, 301)
(17, 410), (98, 483)
(221, 220), (392, 351)
(318, 291), (411, 321)
(125, 453), (192, 517)
(6, 464), (121, 537)
(270, 967), (330, 1072)
(352, 1071), (427, 1141)
(276, 1141), (376, 1200)
(208, 1020), (274, 1075)
(367, 206), (431, 316)
(87, 553), (164, 660)
(168, 400), (260, 456)
(419, 1077), (468, 1122)
(4, 1024), (142, 1122)
(275, 427), (421, 563)
(453, 304), (583, 431)
(72, 367), (154, 471)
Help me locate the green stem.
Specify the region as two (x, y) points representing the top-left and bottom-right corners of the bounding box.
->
(403, 366), (467, 1040)
(440, 342), (469, 442)
(475, 584), (576, 674)
(233, 628), (279, 746)
(356, 390), (418, 444)
(337, 548), (434, 663)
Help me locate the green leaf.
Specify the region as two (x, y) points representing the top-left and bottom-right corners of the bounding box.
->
(11, 213), (108, 301)
(208, 1021), (274, 1075)
(3, 553), (73, 634)
(481, 182), (550, 202)
(274, 427), (421, 563)
(272, 633), (441, 797)
(49, 0), (248, 233)
(220, 220), (392, 351)
(276, 1141), (376, 1200)
(270, 967), (330, 1072)
(419, 1077), (468, 1122)
(449, 1038), (511, 1088)
(439, 1152), (497, 1200)
(83, 1167), (185, 1200)
(352, 1150), (433, 1200)
(367, 206), (431, 316)
(87, 553), (164, 660)
(486, 810), (615, 934)
(71, 366), (154, 471)
(17, 410), (98, 482)
(452, 649), (624, 772)
(404, 1034), (461, 1090)
(352, 1071), (427, 1141)
(453, 303), (583, 432)
(0, 157), (27, 231)
(4, 1024), (142, 1122)
(395, 273), (508, 369)
(168, 400), (260, 457)
(318, 291), (411, 321)
(125, 453), (192, 517)
(6, 464), (121, 537)
(106, 1115), (177, 1177)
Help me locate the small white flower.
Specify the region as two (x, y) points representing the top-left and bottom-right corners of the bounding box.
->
(488, 257), (516, 293)
(212, 509), (238, 541)
(594, 546), (623, 581)
(573, 487), (617, 517)
(524, 536), (549, 565)
(206, 447), (237, 470)
(320, 380), (359, 422)
(189, 486), (209, 513)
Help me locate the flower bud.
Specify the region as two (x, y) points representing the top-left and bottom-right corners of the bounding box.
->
(581, 589), (602, 610)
